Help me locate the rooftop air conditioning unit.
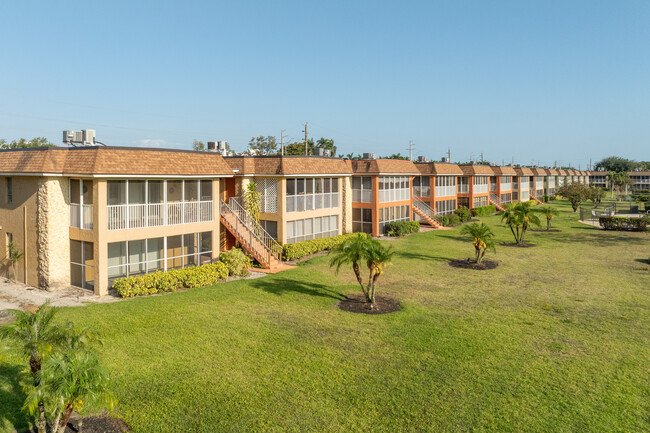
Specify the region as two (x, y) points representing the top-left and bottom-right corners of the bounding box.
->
(314, 148), (325, 156)
(82, 129), (95, 145)
(63, 130), (83, 144)
(441, 156), (449, 163)
(417, 156), (428, 163)
(363, 152), (377, 159)
(207, 141), (228, 155)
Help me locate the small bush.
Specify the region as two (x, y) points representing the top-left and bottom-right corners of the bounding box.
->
(113, 262), (229, 298)
(599, 216), (649, 232)
(471, 205), (496, 217)
(550, 195), (558, 201)
(219, 247), (251, 277)
(442, 215), (450, 226)
(385, 221), (420, 237)
(454, 206), (471, 222)
(282, 233), (360, 261)
(543, 195), (550, 202)
(526, 199), (538, 207)
(447, 214), (461, 226)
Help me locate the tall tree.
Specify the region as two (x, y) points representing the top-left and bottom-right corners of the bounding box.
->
(0, 137), (56, 149)
(192, 140), (205, 151)
(557, 182), (589, 211)
(248, 136), (277, 155)
(594, 156), (635, 172)
(315, 137), (336, 155)
(282, 139), (314, 156)
(380, 153), (409, 160)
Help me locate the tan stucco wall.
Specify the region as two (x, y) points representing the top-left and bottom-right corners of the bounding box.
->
(342, 176), (353, 233)
(0, 176), (40, 285)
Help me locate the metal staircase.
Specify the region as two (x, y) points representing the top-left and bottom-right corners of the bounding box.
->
(412, 196), (442, 229)
(219, 198), (283, 269)
(488, 193), (505, 211)
(528, 193), (545, 205)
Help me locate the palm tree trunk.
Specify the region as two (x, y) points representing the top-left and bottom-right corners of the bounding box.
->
(59, 404), (74, 433)
(352, 263), (367, 298)
(29, 355), (47, 433)
(475, 246), (481, 264)
(547, 217), (551, 231)
(366, 265), (376, 308)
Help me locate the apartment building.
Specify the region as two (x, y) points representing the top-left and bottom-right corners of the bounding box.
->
(413, 161), (463, 217)
(589, 171), (650, 192)
(0, 146), (234, 296)
(349, 159), (417, 236)
(490, 165), (516, 207)
(222, 156), (352, 245)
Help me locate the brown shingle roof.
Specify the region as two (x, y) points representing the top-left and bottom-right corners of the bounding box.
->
(491, 166), (517, 175)
(514, 167), (534, 176)
(530, 168), (547, 176)
(0, 147), (234, 176)
(414, 162), (463, 175)
(224, 156), (351, 175)
(350, 159), (419, 175)
(545, 169), (560, 175)
(459, 165), (495, 175)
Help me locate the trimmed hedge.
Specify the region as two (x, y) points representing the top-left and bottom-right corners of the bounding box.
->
(446, 214), (461, 226)
(599, 216), (649, 232)
(114, 262), (229, 298)
(282, 233), (359, 261)
(526, 199), (538, 207)
(471, 205), (496, 217)
(219, 248), (251, 277)
(385, 221), (420, 237)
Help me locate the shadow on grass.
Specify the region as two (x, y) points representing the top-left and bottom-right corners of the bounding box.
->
(0, 363), (29, 431)
(249, 277), (347, 301)
(398, 251), (453, 263)
(634, 258), (650, 265)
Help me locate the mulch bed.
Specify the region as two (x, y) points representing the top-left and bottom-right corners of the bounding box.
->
(23, 415), (129, 433)
(337, 294), (401, 315)
(500, 242), (537, 248)
(448, 259), (499, 270)
(530, 229), (561, 232)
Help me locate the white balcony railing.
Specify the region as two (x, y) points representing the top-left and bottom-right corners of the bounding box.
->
(474, 184), (488, 194)
(107, 200), (213, 231)
(70, 204), (93, 230)
(435, 185), (456, 197)
(352, 189), (372, 203)
(457, 184), (469, 194)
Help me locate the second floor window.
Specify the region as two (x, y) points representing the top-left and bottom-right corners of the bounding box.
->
(286, 177), (339, 213)
(352, 176), (372, 203)
(378, 176), (410, 203)
(413, 176), (430, 197)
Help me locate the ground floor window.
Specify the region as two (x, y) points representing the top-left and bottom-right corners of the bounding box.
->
(286, 215), (339, 244)
(70, 240), (94, 291)
(473, 196), (488, 208)
(500, 193), (512, 204)
(513, 191), (519, 201)
(353, 208), (373, 234)
(435, 199), (456, 215)
(378, 205), (410, 234)
(457, 197), (470, 209)
(108, 232), (212, 287)
(260, 220), (278, 239)
(520, 190), (529, 201)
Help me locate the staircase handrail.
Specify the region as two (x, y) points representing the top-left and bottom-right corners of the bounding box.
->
(412, 196), (443, 226)
(489, 192), (502, 206)
(221, 198), (283, 261)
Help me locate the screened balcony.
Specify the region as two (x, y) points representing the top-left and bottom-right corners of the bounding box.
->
(70, 179), (93, 230)
(107, 179), (213, 231)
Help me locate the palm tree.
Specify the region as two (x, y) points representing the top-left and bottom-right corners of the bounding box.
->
(364, 239), (394, 305)
(243, 181), (261, 223)
(501, 206), (522, 244)
(514, 202), (541, 244)
(329, 234), (393, 309)
(460, 222), (496, 263)
(606, 171), (617, 199)
(0, 301), (68, 433)
(537, 206), (559, 231)
(26, 351), (115, 433)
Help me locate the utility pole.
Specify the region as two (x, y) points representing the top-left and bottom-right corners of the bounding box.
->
(447, 148), (451, 162)
(281, 129), (285, 156)
(407, 140), (415, 161)
(304, 122), (308, 156)
(481, 152), (484, 164)
(589, 158), (592, 170)
(470, 152), (473, 163)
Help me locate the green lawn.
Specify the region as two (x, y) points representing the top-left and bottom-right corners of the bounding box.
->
(2, 201), (649, 432)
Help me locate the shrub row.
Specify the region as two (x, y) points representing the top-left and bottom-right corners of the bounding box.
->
(471, 205), (497, 217)
(385, 221), (420, 236)
(526, 199), (538, 207)
(599, 216), (649, 232)
(443, 214), (461, 226)
(281, 233), (359, 261)
(114, 262), (229, 298)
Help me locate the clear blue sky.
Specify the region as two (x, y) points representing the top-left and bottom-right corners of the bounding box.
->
(1, 0), (648, 167)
